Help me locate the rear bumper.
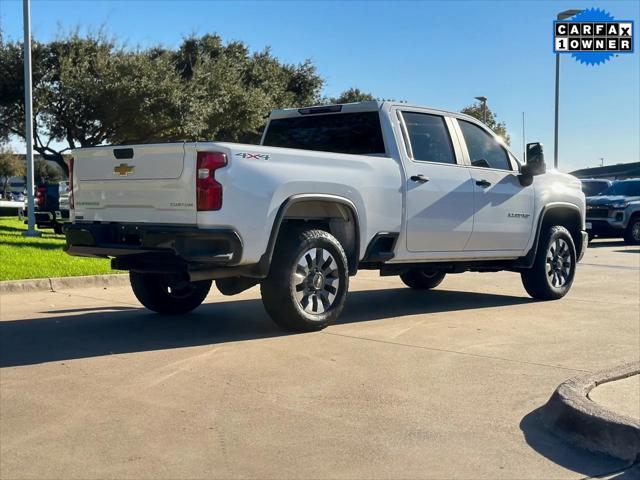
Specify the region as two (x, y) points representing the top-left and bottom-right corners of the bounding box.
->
(65, 223), (243, 268)
(20, 209), (69, 225)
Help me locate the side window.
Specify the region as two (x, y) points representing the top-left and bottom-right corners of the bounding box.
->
(458, 120), (512, 171)
(402, 112), (456, 164)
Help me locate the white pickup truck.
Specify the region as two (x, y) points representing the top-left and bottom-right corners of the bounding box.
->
(65, 101), (587, 331)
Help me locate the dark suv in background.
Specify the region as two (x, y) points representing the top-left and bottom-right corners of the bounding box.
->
(586, 179), (640, 244)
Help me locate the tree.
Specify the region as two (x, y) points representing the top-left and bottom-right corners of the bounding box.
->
(460, 101), (511, 145)
(0, 31), (328, 170)
(326, 87), (375, 104)
(34, 159), (63, 185)
(169, 35), (323, 143)
(0, 146), (24, 197)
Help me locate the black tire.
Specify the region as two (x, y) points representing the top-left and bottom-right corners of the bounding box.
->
(400, 269), (446, 290)
(53, 223), (64, 235)
(130, 272), (212, 314)
(261, 228), (349, 332)
(521, 225), (576, 300)
(623, 216), (640, 245)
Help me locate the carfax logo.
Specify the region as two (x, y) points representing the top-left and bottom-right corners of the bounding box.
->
(554, 8), (634, 65)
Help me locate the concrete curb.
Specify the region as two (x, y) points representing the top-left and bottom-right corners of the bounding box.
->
(0, 274), (129, 294)
(541, 361), (640, 462)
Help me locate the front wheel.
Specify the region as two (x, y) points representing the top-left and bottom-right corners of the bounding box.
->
(130, 272), (212, 314)
(261, 228), (349, 332)
(400, 269), (446, 290)
(521, 226), (576, 300)
(623, 217), (640, 245)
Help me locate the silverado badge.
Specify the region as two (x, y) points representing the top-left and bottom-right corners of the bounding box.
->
(113, 163), (135, 176)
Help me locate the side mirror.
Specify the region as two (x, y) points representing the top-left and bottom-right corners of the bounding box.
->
(519, 142), (546, 186)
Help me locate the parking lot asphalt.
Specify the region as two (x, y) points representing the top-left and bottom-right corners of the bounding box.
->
(1, 240), (639, 480)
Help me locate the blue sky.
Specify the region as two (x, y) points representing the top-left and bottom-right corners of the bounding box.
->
(1, 0), (638, 172)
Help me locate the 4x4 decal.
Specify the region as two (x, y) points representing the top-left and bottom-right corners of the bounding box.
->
(235, 152), (270, 160)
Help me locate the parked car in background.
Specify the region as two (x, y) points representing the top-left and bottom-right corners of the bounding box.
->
(580, 178), (612, 197)
(20, 181), (70, 234)
(586, 179), (640, 244)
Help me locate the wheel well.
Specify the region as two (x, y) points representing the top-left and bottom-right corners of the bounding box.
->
(276, 200), (359, 274)
(541, 206), (582, 251)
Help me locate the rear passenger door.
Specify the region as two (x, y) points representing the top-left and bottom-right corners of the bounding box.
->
(455, 119), (534, 251)
(400, 110), (475, 252)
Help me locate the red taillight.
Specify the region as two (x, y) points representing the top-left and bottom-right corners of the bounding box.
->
(36, 186), (46, 207)
(196, 152), (227, 211)
(68, 157), (74, 209)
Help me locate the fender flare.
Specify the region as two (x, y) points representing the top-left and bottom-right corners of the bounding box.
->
(257, 194), (361, 276)
(518, 203), (584, 268)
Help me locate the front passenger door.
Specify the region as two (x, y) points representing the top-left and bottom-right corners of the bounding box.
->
(401, 111), (475, 253)
(456, 119), (534, 251)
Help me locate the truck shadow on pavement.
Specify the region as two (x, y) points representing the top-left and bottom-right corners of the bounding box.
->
(520, 406), (634, 477)
(1, 288), (532, 368)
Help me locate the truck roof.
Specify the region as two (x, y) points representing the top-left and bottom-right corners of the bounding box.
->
(268, 100), (481, 125)
(268, 101), (382, 119)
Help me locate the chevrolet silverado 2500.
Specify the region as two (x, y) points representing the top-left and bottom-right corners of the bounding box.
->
(65, 101), (587, 331)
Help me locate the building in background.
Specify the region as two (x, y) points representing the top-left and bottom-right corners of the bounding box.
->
(570, 162), (640, 180)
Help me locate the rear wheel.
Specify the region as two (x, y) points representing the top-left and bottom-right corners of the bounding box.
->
(623, 217), (640, 245)
(130, 272), (212, 314)
(261, 228), (349, 332)
(521, 225), (576, 300)
(400, 269), (446, 290)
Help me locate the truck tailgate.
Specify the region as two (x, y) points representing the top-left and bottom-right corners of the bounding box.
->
(73, 143), (197, 224)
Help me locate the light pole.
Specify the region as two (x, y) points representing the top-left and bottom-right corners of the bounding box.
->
(522, 112), (526, 160)
(22, 0), (39, 237)
(554, 9), (583, 170)
(475, 96), (488, 124)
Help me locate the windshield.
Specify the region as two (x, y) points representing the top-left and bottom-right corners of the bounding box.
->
(599, 180), (640, 197)
(582, 181), (610, 197)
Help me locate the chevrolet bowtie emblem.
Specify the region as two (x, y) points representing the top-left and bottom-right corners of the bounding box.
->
(113, 163), (135, 176)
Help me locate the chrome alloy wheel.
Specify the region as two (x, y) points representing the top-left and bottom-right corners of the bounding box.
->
(292, 247), (340, 314)
(545, 238), (572, 288)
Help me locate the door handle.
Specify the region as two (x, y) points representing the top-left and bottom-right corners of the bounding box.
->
(410, 174), (430, 183)
(475, 179), (491, 188)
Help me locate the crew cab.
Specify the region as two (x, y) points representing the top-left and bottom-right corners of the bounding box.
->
(65, 101), (587, 331)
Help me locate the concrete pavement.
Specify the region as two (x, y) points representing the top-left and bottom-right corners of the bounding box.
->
(1, 240), (638, 479)
(590, 373), (640, 422)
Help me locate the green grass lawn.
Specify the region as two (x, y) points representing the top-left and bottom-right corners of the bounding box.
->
(0, 217), (117, 281)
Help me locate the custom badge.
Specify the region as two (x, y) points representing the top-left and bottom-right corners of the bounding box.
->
(554, 8), (634, 65)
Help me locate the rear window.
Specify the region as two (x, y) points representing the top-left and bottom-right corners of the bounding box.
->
(262, 111), (386, 156)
